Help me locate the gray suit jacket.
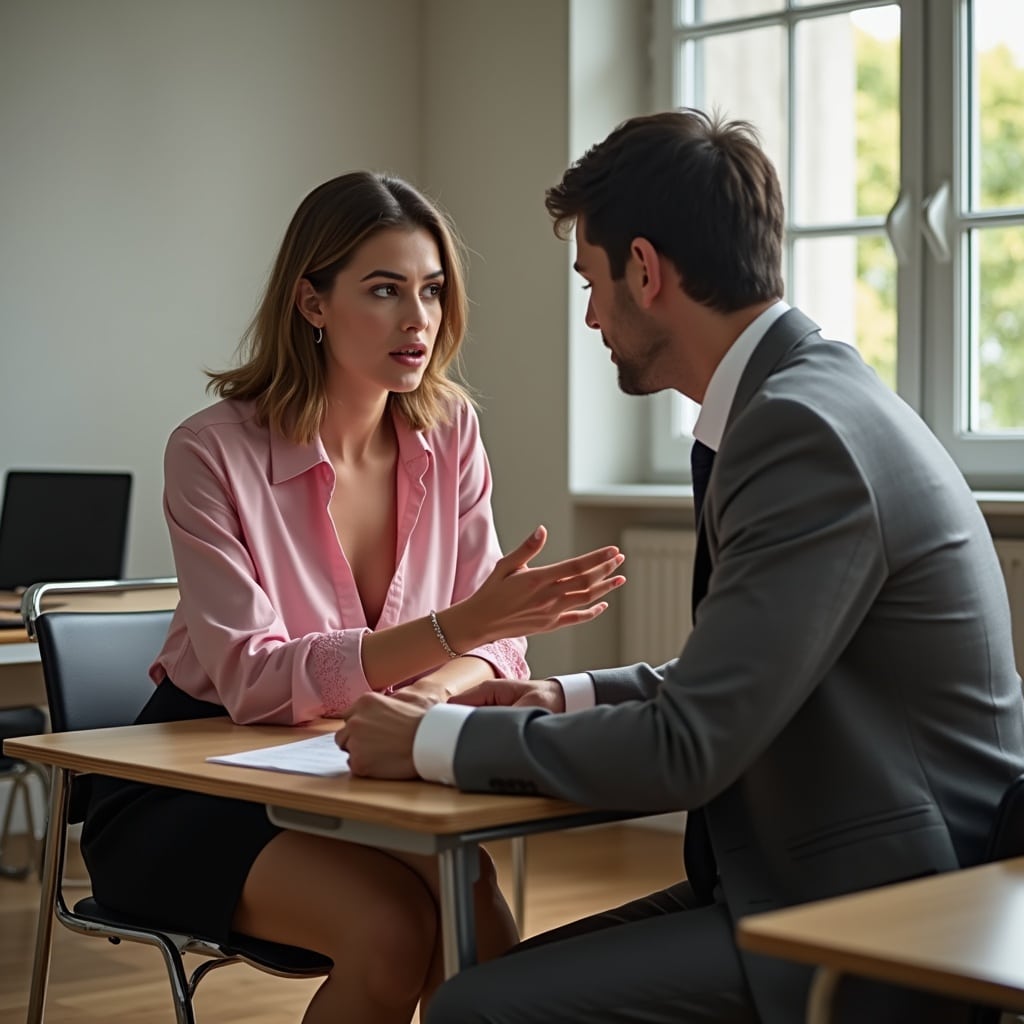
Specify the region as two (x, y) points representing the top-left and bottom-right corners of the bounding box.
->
(452, 309), (1024, 1022)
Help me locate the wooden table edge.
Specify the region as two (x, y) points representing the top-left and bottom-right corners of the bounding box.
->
(737, 901), (1024, 1013)
(3, 724), (616, 837)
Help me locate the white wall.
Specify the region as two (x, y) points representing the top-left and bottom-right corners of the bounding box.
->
(419, 0), (652, 675)
(568, 0), (652, 492)
(0, 0), (656, 835)
(0, 0), (651, 661)
(420, 0), (575, 675)
(0, 0), (423, 577)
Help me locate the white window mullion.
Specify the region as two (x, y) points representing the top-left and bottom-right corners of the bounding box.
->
(893, 0), (925, 414)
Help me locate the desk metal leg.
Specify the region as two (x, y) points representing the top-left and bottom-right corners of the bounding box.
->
(26, 766), (67, 1024)
(438, 844), (479, 978)
(807, 967), (841, 1024)
(511, 834), (526, 934)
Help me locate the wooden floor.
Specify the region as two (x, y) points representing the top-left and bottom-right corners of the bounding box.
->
(0, 825), (684, 1023)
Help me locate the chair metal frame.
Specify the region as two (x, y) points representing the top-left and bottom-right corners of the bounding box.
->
(22, 575), (180, 640)
(20, 578), (331, 1024)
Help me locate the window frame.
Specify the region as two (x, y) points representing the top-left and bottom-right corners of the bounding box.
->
(649, 0), (1024, 490)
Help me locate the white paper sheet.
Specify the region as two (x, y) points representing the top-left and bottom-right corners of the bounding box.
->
(207, 732), (350, 777)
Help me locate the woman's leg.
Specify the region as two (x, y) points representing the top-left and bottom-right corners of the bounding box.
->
(232, 830), (438, 1024)
(390, 845), (519, 1012)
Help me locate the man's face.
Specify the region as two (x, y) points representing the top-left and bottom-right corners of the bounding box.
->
(573, 219), (670, 396)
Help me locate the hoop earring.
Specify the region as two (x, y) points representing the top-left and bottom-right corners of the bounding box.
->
(313, 327), (323, 345)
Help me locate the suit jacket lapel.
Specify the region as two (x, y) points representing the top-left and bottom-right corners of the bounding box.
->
(684, 309), (823, 902)
(693, 309), (822, 611)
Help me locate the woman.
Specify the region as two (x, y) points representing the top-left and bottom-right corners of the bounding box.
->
(81, 172), (625, 1024)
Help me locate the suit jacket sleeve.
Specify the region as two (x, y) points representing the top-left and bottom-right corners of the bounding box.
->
(588, 663), (678, 705)
(453, 397), (888, 809)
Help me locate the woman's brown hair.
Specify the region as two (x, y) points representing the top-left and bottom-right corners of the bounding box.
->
(208, 172), (472, 443)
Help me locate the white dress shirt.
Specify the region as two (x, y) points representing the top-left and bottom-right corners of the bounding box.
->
(413, 300), (791, 785)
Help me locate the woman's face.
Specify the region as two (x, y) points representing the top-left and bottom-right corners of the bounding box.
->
(307, 226), (444, 403)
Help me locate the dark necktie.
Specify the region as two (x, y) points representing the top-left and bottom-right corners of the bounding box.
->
(684, 438), (717, 903)
(690, 440), (715, 615)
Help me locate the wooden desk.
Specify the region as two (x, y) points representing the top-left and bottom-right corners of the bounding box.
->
(737, 857), (1024, 1023)
(5, 718), (635, 1022)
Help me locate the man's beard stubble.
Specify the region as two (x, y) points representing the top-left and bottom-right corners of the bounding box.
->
(611, 294), (671, 396)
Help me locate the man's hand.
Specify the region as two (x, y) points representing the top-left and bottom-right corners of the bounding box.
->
(335, 692), (425, 778)
(449, 678), (566, 713)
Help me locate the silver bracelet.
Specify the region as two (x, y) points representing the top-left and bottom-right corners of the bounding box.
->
(429, 609), (461, 659)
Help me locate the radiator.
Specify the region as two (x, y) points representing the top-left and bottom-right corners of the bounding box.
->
(621, 528), (1024, 673)
(620, 528), (696, 665)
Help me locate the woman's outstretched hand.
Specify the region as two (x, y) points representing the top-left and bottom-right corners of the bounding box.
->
(442, 526), (625, 651)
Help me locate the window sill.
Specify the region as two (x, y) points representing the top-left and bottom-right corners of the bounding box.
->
(571, 484), (1024, 517)
(572, 484), (694, 509)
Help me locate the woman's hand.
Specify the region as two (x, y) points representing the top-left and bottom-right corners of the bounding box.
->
(450, 678), (566, 713)
(442, 526), (625, 651)
(388, 678), (452, 711)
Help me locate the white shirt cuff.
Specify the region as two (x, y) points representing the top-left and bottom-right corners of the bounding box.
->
(413, 703), (475, 785)
(551, 673), (596, 712)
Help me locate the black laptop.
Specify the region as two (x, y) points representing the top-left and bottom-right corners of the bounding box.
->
(0, 470), (133, 606)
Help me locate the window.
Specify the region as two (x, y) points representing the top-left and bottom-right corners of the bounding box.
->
(650, 0), (1024, 489)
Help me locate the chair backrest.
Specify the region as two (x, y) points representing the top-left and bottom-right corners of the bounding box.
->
(21, 576), (178, 640)
(23, 578), (178, 734)
(35, 608), (173, 733)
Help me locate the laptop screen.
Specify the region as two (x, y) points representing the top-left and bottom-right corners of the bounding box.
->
(0, 470), (133, 590)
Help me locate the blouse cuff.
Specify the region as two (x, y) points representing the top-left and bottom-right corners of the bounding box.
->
(309, 628), (372, 714)
(465, 637), (529, 680)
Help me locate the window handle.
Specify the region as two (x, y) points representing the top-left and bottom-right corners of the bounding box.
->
(921, 181), (952, 262)
(884, 190), (915, 264)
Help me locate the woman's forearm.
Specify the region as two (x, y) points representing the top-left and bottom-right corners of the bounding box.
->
(396, 654), (498, 702)
(360, 609), (488, 692)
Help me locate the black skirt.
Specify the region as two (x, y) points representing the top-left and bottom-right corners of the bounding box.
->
(80, 681), (283, 944)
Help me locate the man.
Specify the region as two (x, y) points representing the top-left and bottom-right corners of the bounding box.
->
(336, 109), (1024, 1023)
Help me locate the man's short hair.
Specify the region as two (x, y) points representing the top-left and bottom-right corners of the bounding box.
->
(545, 109), (785, 312)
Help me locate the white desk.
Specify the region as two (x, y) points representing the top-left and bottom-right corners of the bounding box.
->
(0, 639), (44, 708)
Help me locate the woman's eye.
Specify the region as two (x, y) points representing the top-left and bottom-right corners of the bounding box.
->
(371, 284), (398, 298)
(581, 282), (592, 291)
(423, 283), (443, 299)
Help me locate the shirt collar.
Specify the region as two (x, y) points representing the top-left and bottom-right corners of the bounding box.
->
(269, 404), (433, 485)
(270, 427), (324, 484)
(693, 299), (790, 452)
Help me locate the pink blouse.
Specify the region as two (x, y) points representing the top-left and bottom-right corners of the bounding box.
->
(150, 397), (529, 724)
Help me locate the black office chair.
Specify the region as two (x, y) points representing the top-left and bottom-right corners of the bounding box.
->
(20, 578), (331, 1024)
(982, 774), (1024, 864)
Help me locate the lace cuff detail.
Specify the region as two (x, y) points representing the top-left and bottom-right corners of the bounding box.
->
(469, 636), (529, 680)
(310, 630), (371, 714)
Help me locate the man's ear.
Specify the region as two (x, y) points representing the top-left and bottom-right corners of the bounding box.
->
(627, 237), (663, 309)
(294, 278), (324, 328)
